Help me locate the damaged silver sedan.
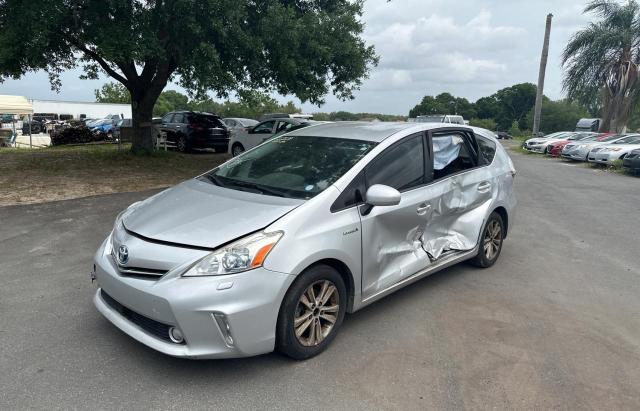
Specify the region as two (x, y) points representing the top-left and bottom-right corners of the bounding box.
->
(91, 122), (517, 360)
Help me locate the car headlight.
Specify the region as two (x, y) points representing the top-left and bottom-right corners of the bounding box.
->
(182, 231), (283, 277)
(113, 201), (142, 232)
(610, 148), (622, 152)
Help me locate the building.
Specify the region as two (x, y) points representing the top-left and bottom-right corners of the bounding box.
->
(29, 99), (131, 120)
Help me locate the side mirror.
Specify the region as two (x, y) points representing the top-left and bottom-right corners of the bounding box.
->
(361, 184), (401, 215)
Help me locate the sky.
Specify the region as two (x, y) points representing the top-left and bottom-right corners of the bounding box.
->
(0, 0), (592, 115)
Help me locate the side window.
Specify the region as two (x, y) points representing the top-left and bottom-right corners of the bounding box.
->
(173, 113), (184, 124)
(276, 121), (294, 133)
(366, 134), (425, 191)
(330, 172), (366, 212)
(476, 135), (497, 165)
(162, 113), (174, 123)
(253, 121), (275, 134)
(431, 131), (478, 180)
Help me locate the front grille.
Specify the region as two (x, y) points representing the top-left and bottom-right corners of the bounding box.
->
(110, 253), (168, 278)
(100, 290), (183, 344)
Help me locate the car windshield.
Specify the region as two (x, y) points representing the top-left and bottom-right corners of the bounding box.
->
(203, 135), (377, 199)
(614, 135), (640, 144)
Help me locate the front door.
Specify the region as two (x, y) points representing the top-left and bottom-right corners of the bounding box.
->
(360, 133), (434, 300)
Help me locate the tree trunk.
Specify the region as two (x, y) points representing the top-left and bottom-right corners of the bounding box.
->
(533, 14), (553, 136)
(131, 98), (155, 152)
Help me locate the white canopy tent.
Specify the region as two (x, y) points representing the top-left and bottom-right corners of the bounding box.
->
(0, 95), (34, 147)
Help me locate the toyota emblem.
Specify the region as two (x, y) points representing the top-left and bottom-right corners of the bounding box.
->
(117, 245), (129, 265)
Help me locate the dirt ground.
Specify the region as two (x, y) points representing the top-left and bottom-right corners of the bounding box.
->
(0, 144), (228, 206)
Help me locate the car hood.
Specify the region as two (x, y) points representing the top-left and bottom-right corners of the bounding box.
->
(123, 178), (304, 249)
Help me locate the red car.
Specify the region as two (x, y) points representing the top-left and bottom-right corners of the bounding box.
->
(548, 133), (613, 157)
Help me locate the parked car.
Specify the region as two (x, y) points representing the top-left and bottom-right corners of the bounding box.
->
(90, 119), (115, 139)
(159, 111), (230, 152)
(548, 133), (610, 157)
(562, 134), (630, 161)
(91, 122), (516, 360)
(587, 134), (640, 165)
(229, 117), (311, 156)
(222, 118), (259, 134)
(113, 118), (132, 141)
(495, 131), (512, 140)
(21, 120), (45, 134)
(415, 114), (465, 125)
(622, 149), (640, 173)
(523, 132), (575, 153)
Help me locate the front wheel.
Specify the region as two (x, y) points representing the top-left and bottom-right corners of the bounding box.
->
(231, 143), (245, 157)
(470, 212), (504, 268)
(276, 265), (347, 360)
(177, 136), (189, 152)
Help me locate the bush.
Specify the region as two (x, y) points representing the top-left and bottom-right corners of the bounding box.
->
(51, 126), (101, 146)
(508, 120), (521, 137)
(469, 118), (496, 130)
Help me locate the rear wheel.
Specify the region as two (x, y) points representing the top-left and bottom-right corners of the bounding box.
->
(470, 212), (504, 268)
(276, 264), (347, 360)
(231, 143), (245, 157)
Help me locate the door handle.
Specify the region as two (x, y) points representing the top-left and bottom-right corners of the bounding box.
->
(478, 181), (492, 192)
(417, 203), (432, 215)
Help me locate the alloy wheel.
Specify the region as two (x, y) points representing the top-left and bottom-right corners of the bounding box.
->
(483, 219), (502, 260)
(294, 280), (339, 347)
(232, 144), (244, 156)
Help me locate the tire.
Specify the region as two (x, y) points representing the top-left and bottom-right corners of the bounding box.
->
(470, 211), (505, 268)
(177, 136), (189, 152)
(276, 264), (347, 360)
(544, 146), (550, 154)
(231, 143), (245, 157)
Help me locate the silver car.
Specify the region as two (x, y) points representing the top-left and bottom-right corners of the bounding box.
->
(91, 122), (517, 360)
(587, 134), (640, 165)
(228, 117), (310, 156)
(562, 134), (629, 161)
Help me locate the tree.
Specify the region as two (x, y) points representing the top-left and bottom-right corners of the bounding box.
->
(408, 93), (476, 119)
(563, 0), (640, 133)
(508, 120), (521, 137)
(469, 118), (496, 131)
(0, 1), (378, 151)
(95, 82), (130, 104)
(475, 96), (500, 119)
(493, 83), (537, 130)
(525, 98), (589, 134)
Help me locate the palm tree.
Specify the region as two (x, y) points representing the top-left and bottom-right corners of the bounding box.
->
(562, 0), (640, 132)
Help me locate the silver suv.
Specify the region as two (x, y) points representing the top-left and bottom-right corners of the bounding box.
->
(92, 122), (517, 360)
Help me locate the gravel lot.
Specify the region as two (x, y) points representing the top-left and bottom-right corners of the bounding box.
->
(1, 145), (639, 410)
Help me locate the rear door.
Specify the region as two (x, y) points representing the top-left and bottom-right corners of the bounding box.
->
(248, 120), (276, 149)
(419, 128), (494, 259)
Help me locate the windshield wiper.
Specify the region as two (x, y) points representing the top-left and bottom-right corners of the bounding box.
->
(225, 179), (288, 198)
(203, 173), (226, 188)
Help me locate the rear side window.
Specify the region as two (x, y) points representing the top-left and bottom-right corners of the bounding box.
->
(366, 134), (425, 191)
(476, 135), (497, 165)
(431, 131), (478, 180)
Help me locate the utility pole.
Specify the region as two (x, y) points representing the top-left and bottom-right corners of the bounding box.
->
(532, 13), (553, 137)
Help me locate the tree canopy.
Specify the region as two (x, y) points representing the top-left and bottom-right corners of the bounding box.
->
(563, 0), (640, 132)
(0, 0), (378, 150)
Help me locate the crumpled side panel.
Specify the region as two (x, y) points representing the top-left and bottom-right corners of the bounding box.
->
(421, 168), (496, 260)
(360, 189), (432, 298)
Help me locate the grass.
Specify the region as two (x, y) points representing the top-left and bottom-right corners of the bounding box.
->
(0, 143), (228, 206)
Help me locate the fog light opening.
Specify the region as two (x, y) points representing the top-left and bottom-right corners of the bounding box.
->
(213, 313), (235, 347)
(168, 326), (184, 344)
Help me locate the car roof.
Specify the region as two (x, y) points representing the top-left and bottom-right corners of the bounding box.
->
(287, 121), (470, 142)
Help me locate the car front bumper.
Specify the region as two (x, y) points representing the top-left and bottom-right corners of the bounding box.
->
(623, 155), (640, 170)
(561, 148), (589, 161)
(588, 152), (618, 164)
(92, 238), (295, 359)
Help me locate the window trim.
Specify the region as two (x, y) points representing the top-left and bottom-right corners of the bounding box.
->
(330, 131), (431, 213)
(427, 127), (487, 183)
